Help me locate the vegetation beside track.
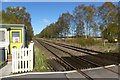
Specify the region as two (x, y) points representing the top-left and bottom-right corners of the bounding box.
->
(33, 45), (50, 72)
(46, 37), (118, 53)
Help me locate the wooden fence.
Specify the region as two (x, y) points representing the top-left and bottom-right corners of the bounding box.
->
(12, 42), (34, 73)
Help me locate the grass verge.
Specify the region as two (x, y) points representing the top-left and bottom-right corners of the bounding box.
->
(33, 45), (50, 72)
(0, 61), (7, 69)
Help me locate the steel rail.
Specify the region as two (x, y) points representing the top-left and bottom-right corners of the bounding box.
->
(42, 39), (120, 75)
(35, 39), (94, 80)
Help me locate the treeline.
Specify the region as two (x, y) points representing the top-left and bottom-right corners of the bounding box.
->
(37, 2), (120, 42)
(0, 6), (34, 41)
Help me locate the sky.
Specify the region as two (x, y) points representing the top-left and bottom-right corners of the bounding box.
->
(1, 2), (118, 35)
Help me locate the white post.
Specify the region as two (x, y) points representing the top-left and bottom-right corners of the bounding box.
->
(22, 48), (24, 72)
(16, 48), (18, 73)
(12, 48), (17, 73)
(27, 48), (29, 71)
(12, 48), (15, 73)
(28, 41), (34, 71)
(25, 47), (28, 72)
(5, 49), (7, 61)
(19, 48), (21, 72)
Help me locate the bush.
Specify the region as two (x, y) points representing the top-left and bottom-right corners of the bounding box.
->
(73, 37), (98, 46)
(63, 37), (102, 47)
(76, 37), (86, 46)
(85, 37), (95, 46)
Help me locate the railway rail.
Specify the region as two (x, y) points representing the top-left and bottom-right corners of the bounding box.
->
(42, 40), (119, 75)
(35, 39), (95, 80)
(35, 39), (120, 79)
(44, 40), (119, 63)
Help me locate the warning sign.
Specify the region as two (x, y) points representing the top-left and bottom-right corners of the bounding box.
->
(13, 37), (20, 43)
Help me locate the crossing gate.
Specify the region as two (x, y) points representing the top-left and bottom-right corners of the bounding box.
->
(12, 42), (34, 73)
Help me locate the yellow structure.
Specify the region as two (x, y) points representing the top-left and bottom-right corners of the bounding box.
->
(10, 30), (22, 53)
(0, 24), (27, 54)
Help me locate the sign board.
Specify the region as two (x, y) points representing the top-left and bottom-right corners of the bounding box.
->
(13, 37), (20, 43)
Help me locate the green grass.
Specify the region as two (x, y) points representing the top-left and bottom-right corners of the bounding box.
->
(33, 45), (49, 72)
(0, 61), (6, 69)
(0, 61), (5, 66)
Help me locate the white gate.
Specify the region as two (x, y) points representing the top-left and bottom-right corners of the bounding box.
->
(12, 42), (34, 73)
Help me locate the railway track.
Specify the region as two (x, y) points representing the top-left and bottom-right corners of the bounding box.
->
(35, 39), (94, 80)
(45, 40), (119, 63)
(40, 39), (120, 75)
(34, 39), (70, 71)
(35, 39), (120, 79)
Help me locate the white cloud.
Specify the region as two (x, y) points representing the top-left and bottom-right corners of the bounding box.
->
(42, 18), (50, 24)
(40, 18), (51, 26)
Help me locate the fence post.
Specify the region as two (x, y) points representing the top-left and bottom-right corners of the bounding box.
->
(12, 48), (14, 73)
(21, 48), (24, 72)
(25, 47), (28, 72)
(19, 48), (21, 72)
(28, 41), (34, 71)
(12, 48), (17, 73)
(5, 49), (7, 61)
(16, 48), (18, 73)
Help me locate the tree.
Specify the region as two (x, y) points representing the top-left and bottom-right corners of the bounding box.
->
(84, 5), (96, 37)
(93, 22), (99, 37)
(73, 4), (85, 37)
(102, 23), (119, 42)
(2, 6), (34, 41)
(98, 2), (118, 37)
(0, 11), (2, 24)
(57, 12), (72, 37)
(37, 2), (119, 41)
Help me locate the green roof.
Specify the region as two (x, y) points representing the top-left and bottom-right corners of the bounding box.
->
(0, 24), (25, 28)
(0, 24), (26, 28)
